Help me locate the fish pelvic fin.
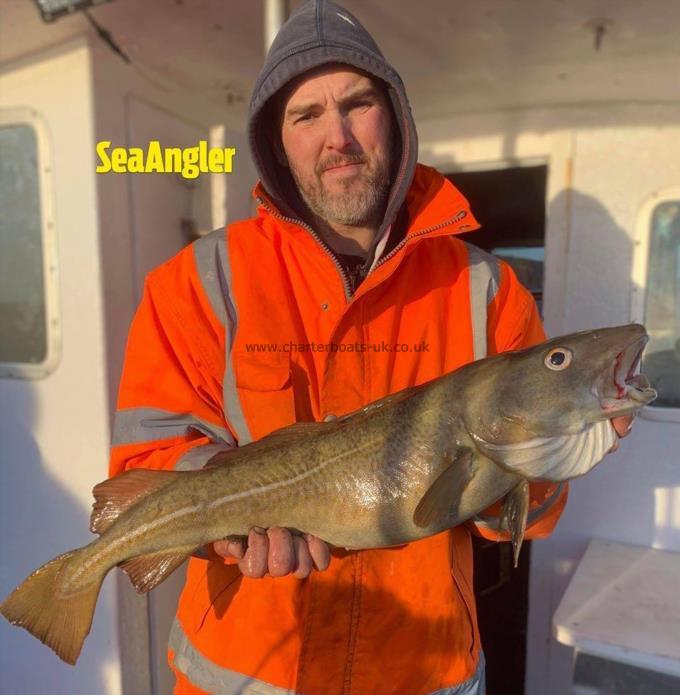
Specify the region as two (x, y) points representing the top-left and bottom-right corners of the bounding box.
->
(500, 480), (530, 568)
(413, 449), (475, 528)
(0, 549), (104, 665)
(120, 546), (195, 593)
(90, 469), (182, 534)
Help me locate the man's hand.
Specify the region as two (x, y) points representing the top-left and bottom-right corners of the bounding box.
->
(213, 527), (331, 579)
(609, 415), (635, 452)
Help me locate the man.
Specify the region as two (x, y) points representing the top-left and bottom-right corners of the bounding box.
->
(110, 2), (632, 693)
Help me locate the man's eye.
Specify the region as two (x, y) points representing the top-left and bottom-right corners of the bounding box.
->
(295, 113), (316, 124)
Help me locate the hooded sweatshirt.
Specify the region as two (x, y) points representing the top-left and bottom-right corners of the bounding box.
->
(248, 0), (419, 289)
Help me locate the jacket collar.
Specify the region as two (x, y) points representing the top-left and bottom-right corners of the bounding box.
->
(403, 164), (479, 238)
(252, 163), (479, 242)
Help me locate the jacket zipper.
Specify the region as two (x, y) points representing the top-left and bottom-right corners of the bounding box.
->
(257, 198), (471, 298)
(257, 197), (353, 301)
(343, 552), (363, 694)
(370, 209), (470, 273)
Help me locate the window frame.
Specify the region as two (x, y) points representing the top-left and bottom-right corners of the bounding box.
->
(631, 186), (680, 423)
(0, 108), (60, 380)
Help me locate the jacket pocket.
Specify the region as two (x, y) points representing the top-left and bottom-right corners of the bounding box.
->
(233, 350), (297, 440)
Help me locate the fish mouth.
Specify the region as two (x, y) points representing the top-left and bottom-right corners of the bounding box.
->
(595, 334), (657, 415)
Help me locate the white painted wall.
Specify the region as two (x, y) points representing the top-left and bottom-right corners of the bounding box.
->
(0, 33), (258, 694)
(420, 106), (680, 694)
(0, 41), (122, 695)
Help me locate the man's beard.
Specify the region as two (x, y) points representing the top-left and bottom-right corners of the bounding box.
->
(290, 152), (391, 227)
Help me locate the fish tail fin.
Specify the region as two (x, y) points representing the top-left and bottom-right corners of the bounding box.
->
(0, 549), (104, 665)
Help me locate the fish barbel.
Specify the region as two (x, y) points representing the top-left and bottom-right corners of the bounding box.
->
(0, 324), (657, 664)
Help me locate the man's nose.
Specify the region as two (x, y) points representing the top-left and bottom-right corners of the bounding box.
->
(324, 111), (354, 151)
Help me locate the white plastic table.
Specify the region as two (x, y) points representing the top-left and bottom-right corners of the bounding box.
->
(553, 538), (680, 678)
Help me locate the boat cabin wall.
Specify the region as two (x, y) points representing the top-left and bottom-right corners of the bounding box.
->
(0, 39), (123, 695)
(418, 108), (680, 695)
(0, 35), (257, 695)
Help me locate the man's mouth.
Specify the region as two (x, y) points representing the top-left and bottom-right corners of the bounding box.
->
(321, 158), (365, 175)
(597, 335), (657, 412)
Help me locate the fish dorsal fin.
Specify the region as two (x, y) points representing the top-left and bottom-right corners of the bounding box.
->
(90, 469), (182, 535)
(119, 546), (195, 593)
(500, 480), (530, 567)
(202, 422), (328, 469)
(413, 449), (475, 528)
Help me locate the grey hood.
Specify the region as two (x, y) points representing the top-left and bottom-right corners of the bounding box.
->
(248, 0), (418, 232)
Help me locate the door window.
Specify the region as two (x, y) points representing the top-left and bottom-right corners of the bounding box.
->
(642, 200), (680, 409)
(0, 112), (59, 378)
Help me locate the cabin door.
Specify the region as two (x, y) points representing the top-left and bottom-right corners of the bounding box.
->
(447, 165), (549, 695)
(124, 96), (211, 695)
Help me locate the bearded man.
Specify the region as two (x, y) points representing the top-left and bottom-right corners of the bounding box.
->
(110, 2), (633, 693)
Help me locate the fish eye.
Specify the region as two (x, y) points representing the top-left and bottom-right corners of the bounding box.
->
(544, 347), (573, 370)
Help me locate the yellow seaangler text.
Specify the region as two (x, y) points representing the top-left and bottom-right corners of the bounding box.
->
(95, 140), (238, 178)
(95, 141), (112, 173)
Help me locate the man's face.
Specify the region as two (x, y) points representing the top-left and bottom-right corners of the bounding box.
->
(279, 66), (393, 227)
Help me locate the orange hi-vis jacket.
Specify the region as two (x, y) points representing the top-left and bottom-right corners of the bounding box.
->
(110, 164), (567, 695)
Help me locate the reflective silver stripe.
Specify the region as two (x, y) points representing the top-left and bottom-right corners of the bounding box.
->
(429, 653), (486, 695)
(169, 619), (296, 694)
(473, 481), (566, 531)
(112, 407), (235, 447)
(465, 243), (500, 361)
(174, 442), (233, 471)
(193, 230), (253, 445)
(169, 617), (485, 695)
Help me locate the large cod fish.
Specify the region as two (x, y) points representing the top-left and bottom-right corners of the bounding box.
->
(1, 324), (656, 664)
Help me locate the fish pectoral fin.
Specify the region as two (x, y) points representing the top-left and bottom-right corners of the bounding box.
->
(413, 449), (475, 528)
(90, 469), (182, 534)
(500, 480), (530, 568)
(119, 547), (195, 593)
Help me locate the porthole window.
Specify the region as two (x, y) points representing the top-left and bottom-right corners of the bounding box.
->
(632, 191), (680, 420)
(0, 110), (59, 379)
